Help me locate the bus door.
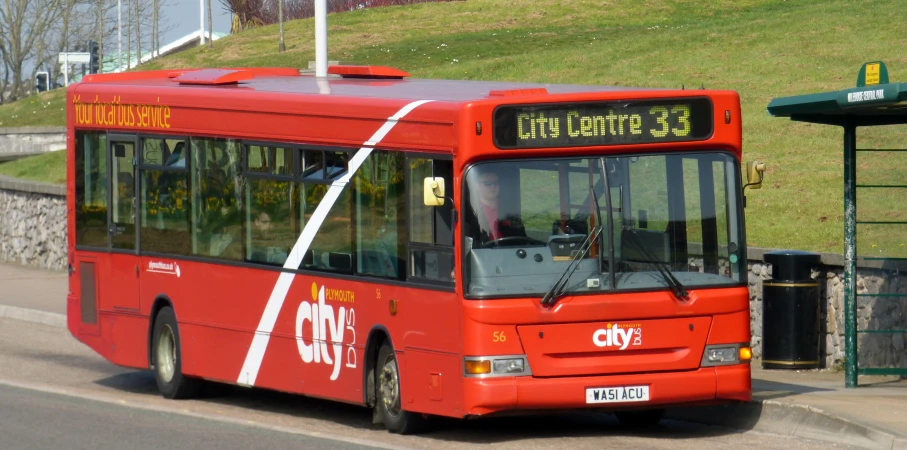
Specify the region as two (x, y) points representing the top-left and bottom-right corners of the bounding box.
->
(106, 135), (141, 312)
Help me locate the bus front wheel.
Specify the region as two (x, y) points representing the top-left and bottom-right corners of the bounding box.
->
(375, 343), (426, 434)
(151, 306), (198, 399)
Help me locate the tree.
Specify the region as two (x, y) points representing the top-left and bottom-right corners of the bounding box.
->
(134, 0), (141, 66)
(0, 0), (178, 101)
(0, 0), (67, 102)
(96, 0), (104, 71)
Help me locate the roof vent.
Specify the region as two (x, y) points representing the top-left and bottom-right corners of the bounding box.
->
(173, 69), (253, 85)
(327, 65), (410, 79)
(488, 88), (549, 97)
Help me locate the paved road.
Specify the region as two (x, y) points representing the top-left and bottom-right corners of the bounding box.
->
(0, 383), (376, 450)
(0, 318), (860, 450)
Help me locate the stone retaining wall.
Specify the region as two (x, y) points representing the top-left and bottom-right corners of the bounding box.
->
(0, 176), (903, 370)
(0, 127), (66, 157)
(0, 176), (67, 270)
(747, 251), (907, 370)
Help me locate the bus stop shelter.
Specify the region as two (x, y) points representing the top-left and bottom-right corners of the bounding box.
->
(767, 61), (907, 388)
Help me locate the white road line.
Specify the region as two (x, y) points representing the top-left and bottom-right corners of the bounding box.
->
(0, 377), (412, 450)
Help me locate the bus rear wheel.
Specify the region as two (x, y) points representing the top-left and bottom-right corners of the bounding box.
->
(375, 343), (426, 434)
(614, 408), (665, 428)
(151, 306), (198, 399)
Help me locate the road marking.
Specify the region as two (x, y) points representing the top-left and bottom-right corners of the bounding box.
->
(0, 377), (412, 450)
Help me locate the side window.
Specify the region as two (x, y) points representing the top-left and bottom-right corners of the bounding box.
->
(298, 149), (352, 273)
(244, 143), (296, 266)
(245, 178), (297, 265)
(191, 137), (243, 260)
(75, 131), (108, 247)
(408, 157), (454, 283)
(139, 137), (191, 255)
(242, 144), (353, 272)
(248, 144), (293, 176)
(355, 151), (405, 279)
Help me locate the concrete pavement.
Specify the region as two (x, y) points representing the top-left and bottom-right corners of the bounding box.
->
(0, 261), (66, 327)
(1, 261), (905, 448)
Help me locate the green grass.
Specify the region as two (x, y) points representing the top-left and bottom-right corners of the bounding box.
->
(0, 89), (66, 127)
(0, 150), (66, 184)
(3, 0), (907, 256)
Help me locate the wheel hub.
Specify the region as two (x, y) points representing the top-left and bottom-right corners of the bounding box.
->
(157, 324), (176, 383)
(379, 359), (401, 417)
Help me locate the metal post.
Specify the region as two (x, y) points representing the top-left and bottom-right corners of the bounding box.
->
(843, 123), (858, 388)
(200, 0), (206, 45)
(315, 0), (327, 77)
(117, 0), (122, 71)
(63, 53), (69, 86)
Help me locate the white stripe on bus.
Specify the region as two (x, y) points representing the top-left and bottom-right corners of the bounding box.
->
(237, 100), (434, 386)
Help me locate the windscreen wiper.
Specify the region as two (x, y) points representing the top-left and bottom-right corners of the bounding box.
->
(589, 182), (608, 276)
(540, 225), (602, 307)
(622, 228), (689, 302)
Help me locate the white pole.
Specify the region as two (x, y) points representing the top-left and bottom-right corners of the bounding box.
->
(315, 0), (327, 77)
(200, 0), (206, 45)
(117, 0), (122, 71)
(63, 54), (69, 86)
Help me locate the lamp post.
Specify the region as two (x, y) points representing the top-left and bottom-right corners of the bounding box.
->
(200, 0), (206, 45)
(315, 0), (326, 76)
(117, 0), (122, 71)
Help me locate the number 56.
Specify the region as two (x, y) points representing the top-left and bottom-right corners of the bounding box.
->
(493, 331), (506, 342)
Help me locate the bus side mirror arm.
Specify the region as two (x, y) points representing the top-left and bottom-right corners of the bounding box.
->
(742, 161), (766, 208)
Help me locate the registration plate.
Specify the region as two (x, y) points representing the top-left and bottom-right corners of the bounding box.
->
(585, 385), (650, 404)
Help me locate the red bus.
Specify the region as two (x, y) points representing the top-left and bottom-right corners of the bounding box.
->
(66, 65), (756, 434)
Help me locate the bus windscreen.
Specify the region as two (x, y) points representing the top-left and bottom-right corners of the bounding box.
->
(493, 98), (713, 149)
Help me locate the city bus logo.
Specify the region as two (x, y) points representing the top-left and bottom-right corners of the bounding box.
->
(295, 283), (357, 381)
(592, 323), (643, 350)
(147, 260), (180, 277)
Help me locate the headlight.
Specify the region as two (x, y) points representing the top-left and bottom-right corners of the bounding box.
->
(464, 355), (532, 377)
(708, 347), (738, 363)
(493, 358), (525, 374)
(701, 344), (752, 367)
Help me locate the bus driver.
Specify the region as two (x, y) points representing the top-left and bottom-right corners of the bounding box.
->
(464, 166), (527, 247)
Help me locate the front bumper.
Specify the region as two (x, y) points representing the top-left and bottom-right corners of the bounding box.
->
(462, 364), (751, 416)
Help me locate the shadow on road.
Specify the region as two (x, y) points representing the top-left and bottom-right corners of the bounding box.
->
(89, 370), (757, 445)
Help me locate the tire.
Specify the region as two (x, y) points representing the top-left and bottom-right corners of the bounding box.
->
(151, 306), (199, 399)
(375, 343), (426, 434)
(614, 408), (665, 428)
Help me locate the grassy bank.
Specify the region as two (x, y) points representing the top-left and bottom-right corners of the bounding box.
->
(2, 0), (906, 254)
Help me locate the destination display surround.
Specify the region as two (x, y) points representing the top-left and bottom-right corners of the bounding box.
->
(493, 98), (713, 149)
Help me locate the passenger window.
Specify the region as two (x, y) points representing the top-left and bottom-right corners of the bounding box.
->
(139, 136), (190, 254)
(75, 131), (108, 247)
(247, 144), (293, 176)
(191, 137), (243, 260)
(142, 137), (186, 168)
(245, 178), (297, 266)
(139, 174), (191, 255)
(299, 181), (352, 273)
(355, 151), (405, 279)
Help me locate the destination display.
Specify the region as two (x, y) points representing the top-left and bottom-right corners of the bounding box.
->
(493, 98), (713, 149)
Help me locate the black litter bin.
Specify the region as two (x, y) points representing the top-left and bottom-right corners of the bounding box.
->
(761, 250), (821, 370)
